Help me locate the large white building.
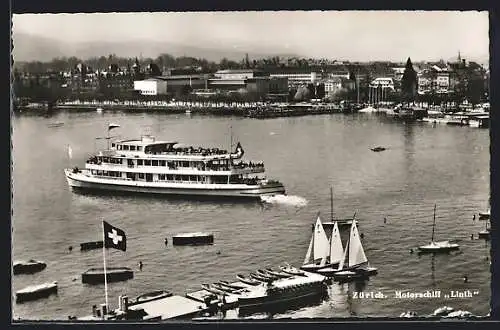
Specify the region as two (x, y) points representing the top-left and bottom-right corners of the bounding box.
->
(269, 72), (319, 88)
(133, 79), (168, 95)
(214, 69), (268, 80)
(417, 66), (450, 95)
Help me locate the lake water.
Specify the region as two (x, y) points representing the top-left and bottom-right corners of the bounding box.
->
(11, 111), (491, 320)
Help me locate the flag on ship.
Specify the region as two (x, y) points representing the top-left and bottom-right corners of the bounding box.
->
(103, 221), (127, 251)
(108, 123), (121, 131)
(235, 142), (244, 157)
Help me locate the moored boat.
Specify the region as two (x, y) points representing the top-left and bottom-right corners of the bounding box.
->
(316, 221), (345, 277)
(236, 274), (261, 286)
(279, 265), (306, 277)
(132, 290), (173, 305)
(172, 232), (214, 246)
(250, 272), (274, 283)
(218, 281), (249, 290)
(201, 283), (229, 296)
(237, 272), (327, 308)
(256, 269), (280, 280)
(370, 146), (386, 152)
(418, 205), (459, 253)
(478, 209), (490, 220)
(64, 125), (286, 199)
(80, 240), (110, 251)
(264, 268), (292, 278)
(16, 281), (58, 303)
(211, 283), (239, 294)
(13, 259), (47, 275)
(478, 220), (491, 240)
(331, 220), (377, 281)
(82, 267), (134, 284)
(301, 215), (332, 272)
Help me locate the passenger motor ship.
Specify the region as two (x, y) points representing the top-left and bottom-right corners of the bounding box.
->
(64, 127), (286, 199)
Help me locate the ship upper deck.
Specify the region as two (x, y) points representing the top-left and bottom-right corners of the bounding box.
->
(92, 135), (246, 163)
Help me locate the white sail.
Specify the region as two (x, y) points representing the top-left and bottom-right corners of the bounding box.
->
(312, 216), (330, 262)
(303, 236), (313, 265)
(67, 145), (73, 159)
(338, 239), (349, 270)
(348, 220), (368, 268)
(329, 222), (344, 264)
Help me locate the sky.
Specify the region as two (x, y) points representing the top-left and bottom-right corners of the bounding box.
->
(12, 11), (489, 62)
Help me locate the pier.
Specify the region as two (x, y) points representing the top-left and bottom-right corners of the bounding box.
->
(77, 267), (327, 321)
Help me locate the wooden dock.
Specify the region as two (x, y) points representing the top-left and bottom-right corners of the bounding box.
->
(127, 295), (208, 320)
(78, 295), (209, 321)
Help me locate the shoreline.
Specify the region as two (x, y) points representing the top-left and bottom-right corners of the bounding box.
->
(14, 101), (352, 118)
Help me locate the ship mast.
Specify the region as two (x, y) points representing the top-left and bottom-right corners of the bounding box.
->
(330, 186), (334, 222)
(227, 125), (233, 185)
(431, 204), (437, 242)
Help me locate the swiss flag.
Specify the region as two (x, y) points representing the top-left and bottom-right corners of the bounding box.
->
(103, 221), (127, 252)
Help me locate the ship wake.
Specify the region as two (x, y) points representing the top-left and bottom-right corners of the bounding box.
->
(260, 194), (308, 207)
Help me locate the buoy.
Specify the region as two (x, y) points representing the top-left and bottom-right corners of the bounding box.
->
(68, 246), (73, 252)
(471, 234), (474, 240)
(463, 275), (468, 283)
(410, 249), (414, 254)
(384, 217), (387, 224)
(164, 238), (168, 245)
(139, 261), (143, 271)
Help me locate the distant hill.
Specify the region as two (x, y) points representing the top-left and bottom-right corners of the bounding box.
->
(12, 32), (300, 63)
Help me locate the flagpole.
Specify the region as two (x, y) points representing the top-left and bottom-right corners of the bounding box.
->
(102, 220), (109, 311)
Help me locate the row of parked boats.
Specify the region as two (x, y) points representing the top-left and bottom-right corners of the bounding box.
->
(196, 265), (328, 309)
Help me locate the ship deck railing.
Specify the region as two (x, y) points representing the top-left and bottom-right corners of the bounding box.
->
(86, 162), (265, 173)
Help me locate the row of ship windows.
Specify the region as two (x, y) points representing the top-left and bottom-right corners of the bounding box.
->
(111, 143), (143, 151)
(97, 157), (230, 167)
(91, 170), (230, 183)
(92, 170), (200, 180)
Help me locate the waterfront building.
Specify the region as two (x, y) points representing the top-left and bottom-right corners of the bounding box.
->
(391, 67), (406, 82)
(214, 69), (269, 80)
(133, 79), (168, 95)
(323, 78), (343, 97)
(369, 77), (395, 90)
(269, 71), (319, 88)
(208, 69), (288, 98)
(327, 71), (350, 80)
(417, 66), (450, 95)
(133, 75), (208, 96)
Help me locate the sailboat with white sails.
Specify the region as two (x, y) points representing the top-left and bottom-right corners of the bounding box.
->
(316, 221), (344, 276)
(332, 220), (378, 281)
(300, 215), (331, 272)
(417, 204), (459, 253)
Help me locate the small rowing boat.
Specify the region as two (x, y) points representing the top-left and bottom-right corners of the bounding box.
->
(13, 259), (47, 275)
(279, 265), (306, 277)
(236, 274), (261, 286)
(218, 281), (249, 290)
(265, 268), (292, 278)
(16, 281), (58, 303)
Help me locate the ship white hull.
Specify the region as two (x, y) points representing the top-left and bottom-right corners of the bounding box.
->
(64, 169), (285, 199)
